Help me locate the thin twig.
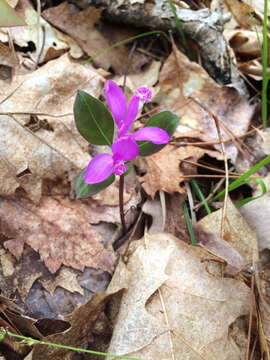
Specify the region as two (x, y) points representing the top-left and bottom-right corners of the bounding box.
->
(193, 167), (236, 211)
(0, 111), (73, 117)
(181, 159), (240, 175)
(185, 181), (196, 222)
(158, 288), (175, 360)
(246, 273), (255, 360)
(217, 118), (260, 165)
(190, 97), (229, 238)
(182, 174), (261, 179)
(172, 125), (263, 147)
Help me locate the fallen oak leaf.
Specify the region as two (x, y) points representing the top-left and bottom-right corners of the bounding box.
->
(0, 196), (116, 274)
(137, 144), (222, 198)
(193, 223), (244, 275)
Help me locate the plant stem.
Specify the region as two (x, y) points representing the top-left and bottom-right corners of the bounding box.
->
(119, 175), (127, 234)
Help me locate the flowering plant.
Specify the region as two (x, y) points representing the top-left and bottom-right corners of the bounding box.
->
(74, 80), (179, 230)
(84, 80), (170, 184)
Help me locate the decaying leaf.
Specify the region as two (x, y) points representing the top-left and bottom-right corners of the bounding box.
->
(137, 144), (221, 198)
(0, 54), (108, 201)
(193, 223), (245, 275)
(0, 196), (116, 274)
(224, 0), (256, 29)
(107, 233), (250, 359)
(31, 292), (110, 360)
(155, 47), (255, 162)
(5, 0), (82, 66)
(0, 116), (77, 202)
(42, 1), (148, 74)
(0, 40), (18, 67)
(199, 197), (258, 267)
(0, 156), (20, 196)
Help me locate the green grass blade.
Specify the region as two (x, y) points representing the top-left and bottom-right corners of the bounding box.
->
(83, 30), (170, 64)
(210, 154), (270, 204)
(0, 329), (145, 360)
(235, 177), (267, 208)
(168, 0), (194, 60)
(190, 179), (212, 214)
(183, 202), (196, 246)
(250, 12), (263, 52)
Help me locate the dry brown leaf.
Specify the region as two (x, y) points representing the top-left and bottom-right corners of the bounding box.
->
(0, 40), (18, 67)
(6, 0), (83, 66)
(156, 47), (254, 162)
(199, 197), (258, 267)
(31, 292), (109, 360)
(107, 233), (250, 359)
(0, 196), (116, 274)
(0, 156), (19, 196)
(164, 193), (190, 243)
(0, 54), (109, 201)
(193, 223), (244, 275)
(0, 116), (77, 201)
(0, 246), (43, 302)
(137, 144), (221, 198)
(225, 29), (262, 58)
(40, 267), (84, 296)
(224, 29), (270, 80)
(224, 0), (255, 29)
(42, 2), (148, 74)
(0, 242), (112, 320)
(0, 54), (103, 164)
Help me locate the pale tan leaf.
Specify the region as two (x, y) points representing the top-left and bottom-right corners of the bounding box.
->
(0, 156), (19, 196)
(199, 197), (258, 266)
(107, 233), (250, 359)
(193, 223), (244, 275)
(7, 0), (82, 65)
(156, 48), (255, 162)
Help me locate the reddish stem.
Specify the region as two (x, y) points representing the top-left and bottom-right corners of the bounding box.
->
(119, 175), (127, 234)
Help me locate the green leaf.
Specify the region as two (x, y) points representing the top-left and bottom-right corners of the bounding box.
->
(74, 90), (114, 146)
(75, 168), (115, 198)
(0, 0), (26, 27)
(138, 111), (179, 157)
(123, 162), (132, 176)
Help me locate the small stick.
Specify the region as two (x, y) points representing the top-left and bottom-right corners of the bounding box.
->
(119, 175), (127, 234)
(245, 273), (255, 360)
(190, 97), (229, 238)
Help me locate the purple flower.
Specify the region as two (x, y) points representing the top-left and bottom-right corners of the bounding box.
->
(85, 80), (169, 184)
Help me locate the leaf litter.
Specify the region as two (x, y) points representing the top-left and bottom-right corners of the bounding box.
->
(0, 0), (269, 359)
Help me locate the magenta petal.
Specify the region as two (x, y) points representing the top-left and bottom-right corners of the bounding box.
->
(112, 136), (139, 161)
(118, 95), (140, 137)
(84, 154), (114, 184)
(105, 80), (127, 128)
(132, 127), (170, 144)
